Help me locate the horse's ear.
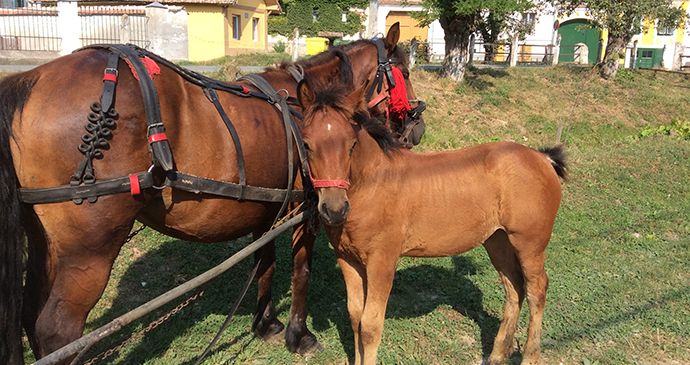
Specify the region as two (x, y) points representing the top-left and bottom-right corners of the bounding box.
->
(385, 22), (400, 51)
(346, 81), (368, 112)
(297, 79), (314, 108)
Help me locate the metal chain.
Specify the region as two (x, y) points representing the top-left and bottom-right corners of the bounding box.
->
(82, 290), (204, 365)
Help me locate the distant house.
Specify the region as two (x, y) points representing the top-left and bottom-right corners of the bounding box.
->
(179, 0), (281, 61)
(367, 0), (445, 61)
(30, 0), (281, 62)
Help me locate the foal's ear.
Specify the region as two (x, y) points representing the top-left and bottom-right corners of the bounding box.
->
(346, 81), (368, 112)
(385, 22), (400, 51)
(297, 79), (314, 108)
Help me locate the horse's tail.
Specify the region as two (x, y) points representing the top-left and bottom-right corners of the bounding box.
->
(0, 72), (36, 365)
(538, 145), (567, 180)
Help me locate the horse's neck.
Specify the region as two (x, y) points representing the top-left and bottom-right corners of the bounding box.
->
(350, 132), (406, 188)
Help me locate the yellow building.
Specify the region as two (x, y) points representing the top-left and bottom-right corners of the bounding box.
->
(185, 0), (281, 62)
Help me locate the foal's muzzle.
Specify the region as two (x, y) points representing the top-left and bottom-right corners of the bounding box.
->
(317, 188), (351, 226)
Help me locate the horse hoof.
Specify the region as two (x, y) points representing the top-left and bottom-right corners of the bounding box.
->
(253, 317), (285, 342)
(264, 328), (286, 345)
(299, 340), (324, 359)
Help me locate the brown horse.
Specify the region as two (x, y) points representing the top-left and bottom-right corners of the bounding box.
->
(296, 82), (567, 365)
(0, 23), (424, 364)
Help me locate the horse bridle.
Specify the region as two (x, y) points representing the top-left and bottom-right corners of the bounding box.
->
(365, 39), (426, 141)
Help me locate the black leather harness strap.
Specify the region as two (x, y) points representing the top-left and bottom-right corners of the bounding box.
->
(165, 172), (304, 202)
(365, 39), (398, 103)
(203, 88), (248, 200)
(21, 172), (155, 205)
(100, 52), (120, 114)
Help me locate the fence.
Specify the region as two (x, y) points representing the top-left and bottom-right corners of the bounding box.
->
(0, 5), (60, 51)
(79, 6), (148, 48)
(0, 3), (148, 53)
(401, 38), (570, 67)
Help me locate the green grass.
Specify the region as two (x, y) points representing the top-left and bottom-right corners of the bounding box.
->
(12, 64), (690, 364)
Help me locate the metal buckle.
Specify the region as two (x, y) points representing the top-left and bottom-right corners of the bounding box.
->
(104, 67), (119, 77)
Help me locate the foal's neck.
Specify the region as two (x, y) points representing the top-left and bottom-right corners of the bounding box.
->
(350, 131), (408, 187)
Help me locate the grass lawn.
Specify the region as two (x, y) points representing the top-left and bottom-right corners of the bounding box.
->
(10, 63), (690, 364)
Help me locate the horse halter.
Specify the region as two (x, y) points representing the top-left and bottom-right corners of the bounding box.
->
(308, 165), (351, 190)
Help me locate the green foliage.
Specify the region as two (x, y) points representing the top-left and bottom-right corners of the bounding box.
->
(272, 41), (286, 53)
(634, 119), (690, 140)
(615, 68), (636, 82)
(268, 0), (366, 37)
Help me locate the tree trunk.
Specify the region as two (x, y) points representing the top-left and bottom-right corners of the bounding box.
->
(439, 14), (477, 82)
(600, 35), (628, 80)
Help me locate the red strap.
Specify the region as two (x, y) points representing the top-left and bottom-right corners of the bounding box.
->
(103, 74), (117, 82)
(129, 174), (141, 195)
(367, 92), (388, 108)
(148, 133), (167, 143)
(242, 86), (249, 94)
(308, 166), (350, 189)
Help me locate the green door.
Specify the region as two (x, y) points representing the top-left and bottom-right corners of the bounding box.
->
(636, 48), (663, 69)
(558, 19), (601, 64)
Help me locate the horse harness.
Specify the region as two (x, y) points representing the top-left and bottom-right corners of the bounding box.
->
(365, 39), (426, 147)
(18, 44), (311, 207)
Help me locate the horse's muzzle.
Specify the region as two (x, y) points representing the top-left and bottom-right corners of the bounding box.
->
(317, 189), (351, 226)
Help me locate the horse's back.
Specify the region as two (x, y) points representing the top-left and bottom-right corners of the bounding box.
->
(7, 48), (295, 242)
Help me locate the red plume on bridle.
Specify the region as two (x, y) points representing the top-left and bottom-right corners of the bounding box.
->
(387, 67), (411, 122)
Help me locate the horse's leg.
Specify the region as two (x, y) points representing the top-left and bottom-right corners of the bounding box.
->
(510, 233), (549, 365)
(26, 201), (138, 363)
(335, 255), (366, 365)
(358, 254), (397, 365)
(284, 222), (321, 355)
(483, 230), (526, 365)
(252, 230), (285, 342)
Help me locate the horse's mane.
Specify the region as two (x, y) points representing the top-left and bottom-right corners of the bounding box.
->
(305, 85), (403, 155)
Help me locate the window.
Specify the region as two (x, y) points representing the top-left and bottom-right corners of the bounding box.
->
(657, 23), (674, 36)
(252, 18), (259, 42)
(232, 14), (241, 40)
(522, 13), (536, 26)
(640, 50), (653, 58)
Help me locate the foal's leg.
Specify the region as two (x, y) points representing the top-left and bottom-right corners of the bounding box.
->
(359, 255), (397, 365)
(284, 223), (321, 355)
(24, 202), (137, 363)
(511, 235), (549, 365)
(335, 256), (366, 365)
(483, 230), (526, 365)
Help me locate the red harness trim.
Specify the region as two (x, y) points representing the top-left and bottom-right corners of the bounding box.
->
(103, 74), (117, 82)
(308, 166), (350, 189)
(242, 86), (249, 94)
(129, 174), (141, 195)
(148, 133), (167, 143)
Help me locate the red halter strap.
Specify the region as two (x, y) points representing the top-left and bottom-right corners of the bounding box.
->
(308, 166), (350, 190)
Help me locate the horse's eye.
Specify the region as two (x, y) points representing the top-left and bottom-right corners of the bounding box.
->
(403, 71), (410, 79)
(303, 142), (311, 151)
(349, 142), (357, 156)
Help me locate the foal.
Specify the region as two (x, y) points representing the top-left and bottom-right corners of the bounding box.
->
(297, 81), (566, 365)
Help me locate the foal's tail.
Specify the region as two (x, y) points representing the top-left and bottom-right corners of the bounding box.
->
(538, 145), (567, 180)
(0, 72), (36, 365)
